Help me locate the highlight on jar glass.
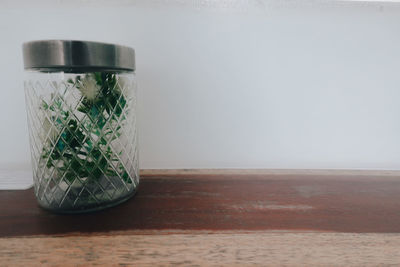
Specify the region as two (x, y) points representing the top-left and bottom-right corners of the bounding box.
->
(22, 40), (139, 213)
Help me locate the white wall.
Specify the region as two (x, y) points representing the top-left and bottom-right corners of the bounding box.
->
(1, 0), (400, 187)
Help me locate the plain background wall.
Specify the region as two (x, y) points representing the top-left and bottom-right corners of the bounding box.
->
(1, 0), (400, 188)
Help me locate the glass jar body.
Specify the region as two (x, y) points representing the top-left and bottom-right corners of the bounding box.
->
(24, 70), (139, 213)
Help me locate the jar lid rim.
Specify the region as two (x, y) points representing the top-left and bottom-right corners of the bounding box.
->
(23, 40), (135, 71)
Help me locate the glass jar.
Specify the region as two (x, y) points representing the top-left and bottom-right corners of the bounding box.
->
(23, 40), (139, 213)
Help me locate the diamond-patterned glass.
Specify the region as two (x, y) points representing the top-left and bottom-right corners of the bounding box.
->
(25, 71), (139, 213)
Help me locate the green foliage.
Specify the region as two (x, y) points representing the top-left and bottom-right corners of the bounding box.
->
(40, 72), (131, 185)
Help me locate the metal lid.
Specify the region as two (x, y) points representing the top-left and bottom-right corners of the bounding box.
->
(23, 40), (135, 72)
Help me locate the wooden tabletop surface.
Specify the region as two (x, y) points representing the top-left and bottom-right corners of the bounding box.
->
(1, 170), (400, 266)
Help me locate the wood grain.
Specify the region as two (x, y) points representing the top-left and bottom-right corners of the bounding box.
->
(1, 172), (400, 237)
(1, 232), (400, 266)
(141, 168), (400, 176)
(2, 171), (400, 266)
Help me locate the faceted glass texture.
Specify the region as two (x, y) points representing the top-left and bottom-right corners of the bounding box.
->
(24, 71), (139, 213)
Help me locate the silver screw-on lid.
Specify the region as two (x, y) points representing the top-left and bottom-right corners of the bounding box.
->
(23, 40), (135, 72)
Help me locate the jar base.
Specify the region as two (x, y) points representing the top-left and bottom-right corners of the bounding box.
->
(37, 187), (138, 214)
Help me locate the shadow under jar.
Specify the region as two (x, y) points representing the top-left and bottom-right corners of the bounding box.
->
(23, 40), (139, 213)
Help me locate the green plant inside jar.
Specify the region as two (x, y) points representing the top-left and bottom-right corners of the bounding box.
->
(39, 72), (132, 191)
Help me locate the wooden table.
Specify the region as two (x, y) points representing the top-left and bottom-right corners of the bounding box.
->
(1, 170), (400, 266)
